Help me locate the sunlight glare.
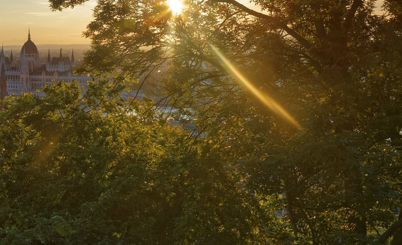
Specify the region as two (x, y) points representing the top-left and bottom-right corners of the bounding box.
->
(210, 45), (302, 130)
(167, 0), (184, 15)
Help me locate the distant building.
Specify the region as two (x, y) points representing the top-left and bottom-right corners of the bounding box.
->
(0, 30), (92, 97)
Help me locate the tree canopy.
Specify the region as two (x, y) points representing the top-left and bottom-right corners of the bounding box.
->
(1, 0), (402, 244)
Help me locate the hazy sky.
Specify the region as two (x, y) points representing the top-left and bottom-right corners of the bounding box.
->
(0, 0), (96, 45)
(0, 0), (382, 45)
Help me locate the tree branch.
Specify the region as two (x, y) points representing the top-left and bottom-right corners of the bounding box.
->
(211, 0), (315, 51)
(314, 19), (326, 39)
(343, 0), (363, 33)
(378, 218), (402, 244)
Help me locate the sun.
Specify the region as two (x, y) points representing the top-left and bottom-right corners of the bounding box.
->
(167, 0), (184, 15)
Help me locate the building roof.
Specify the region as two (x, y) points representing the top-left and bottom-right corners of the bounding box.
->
(21, 30), (39, 56)
(30, 65), (74, 77)
(51, 57), (72, 65)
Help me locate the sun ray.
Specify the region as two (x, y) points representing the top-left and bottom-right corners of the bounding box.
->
(210, 45), (302, 130)
(167, 0), (184, 15)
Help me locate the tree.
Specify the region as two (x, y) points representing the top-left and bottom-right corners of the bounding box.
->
(30, 0), (402, 243)
(0, 81), (265, 244)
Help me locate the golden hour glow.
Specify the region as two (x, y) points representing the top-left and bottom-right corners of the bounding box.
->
(0, 0), (96, 45)
(167, 0), (184, 15)
(210, 45), (302, 130)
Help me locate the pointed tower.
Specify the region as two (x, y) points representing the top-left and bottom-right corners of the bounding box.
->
(10, 50), (14, 64)
(0, 63), (7, 98)
(48, 49), (51, 63)
(71, 49), (76, 68)
(20, 47), (29, 74)
(21, 27), (39, 72)
(71, 49), (75, 62)
(60, 48), (63, 58)
(0, 45), (7, 97)
(19, 47), (30, 91)
(0, 45), (7, 70)
(0, 45), (5, 64)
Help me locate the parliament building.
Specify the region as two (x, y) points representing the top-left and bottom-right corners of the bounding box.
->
(0, 30), (92, 98)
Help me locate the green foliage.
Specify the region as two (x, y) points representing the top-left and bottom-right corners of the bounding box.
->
(49, 0), (89, 11)
(0, 81), (264, 244)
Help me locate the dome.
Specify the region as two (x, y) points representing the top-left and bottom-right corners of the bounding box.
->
(21, 30), (39, 56)
(21, 39), (39, 55)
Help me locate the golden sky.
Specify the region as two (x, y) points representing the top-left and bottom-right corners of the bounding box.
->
(0, 0), (96, 45)
(0, 0), (383, 45)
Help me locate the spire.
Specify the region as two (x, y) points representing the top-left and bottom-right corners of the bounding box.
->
(60, 48), (62, 58)
(0, 45), (4, 62)
(10, 50), (13, 63)
(71, 49), (75, 62)
(21, 46), (26, 61)
(0, 63), (7, 98)
(48, 49), (51, 63)
(20, 47), (28, 73)
(28, 27), (31, 40)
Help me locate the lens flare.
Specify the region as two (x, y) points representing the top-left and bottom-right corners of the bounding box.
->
(167, 0), (184, 15)
(210, 45), (302, 130)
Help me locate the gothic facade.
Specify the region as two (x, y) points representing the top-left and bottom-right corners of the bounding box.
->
(0, 31), (92, 98)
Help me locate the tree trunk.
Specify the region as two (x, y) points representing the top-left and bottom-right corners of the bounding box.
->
(344, 166), (367, 244)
